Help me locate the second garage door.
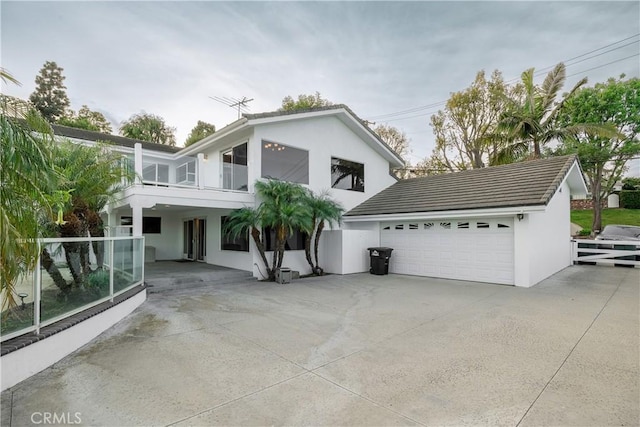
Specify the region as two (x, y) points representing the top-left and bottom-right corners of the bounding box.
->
(380, 218), (514, 285)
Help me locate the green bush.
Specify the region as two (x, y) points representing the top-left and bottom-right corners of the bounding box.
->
(622, 177), (640, 190)
(86, 269), (110, 295)
(619, 190), (640, 209)
(578, 229), (591, 236)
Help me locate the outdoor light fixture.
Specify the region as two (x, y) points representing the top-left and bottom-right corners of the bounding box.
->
(18, 293), (28, 310)
(517, 213), (524, 221)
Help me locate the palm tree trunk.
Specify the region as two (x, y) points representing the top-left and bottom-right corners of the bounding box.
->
(41, 248), (72, 294)
(591, 179), (603, 235)
(62, 242), (84, 286)
(304, 218), (317, 272)
(250, 227), (273, 279)
(313, 221), (325, 275)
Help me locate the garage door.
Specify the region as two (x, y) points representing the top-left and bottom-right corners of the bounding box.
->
(380, 218), (514, 285)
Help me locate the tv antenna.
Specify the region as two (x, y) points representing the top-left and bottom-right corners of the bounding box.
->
(209, 96), (254, 119)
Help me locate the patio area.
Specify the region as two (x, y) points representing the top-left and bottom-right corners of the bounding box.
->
(144, 260), (254, 293)
(2, 265), (638, 426)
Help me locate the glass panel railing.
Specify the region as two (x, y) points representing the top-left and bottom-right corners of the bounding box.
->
(141, 153), (198, 188)
(0, 271), (36, 337)
(1, 236), (145, 342)
(39, 239), (111, 324)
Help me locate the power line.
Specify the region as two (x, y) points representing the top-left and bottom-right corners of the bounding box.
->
(365, 33), (640, 123)
(566, 53), (640, 79)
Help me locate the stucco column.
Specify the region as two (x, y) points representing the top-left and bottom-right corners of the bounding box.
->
(197, 153), (205, 190)
(132, 204), (143, 237)
(134, 143), (143, 185)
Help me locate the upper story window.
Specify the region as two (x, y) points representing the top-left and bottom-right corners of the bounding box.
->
(261, 140), (309, 184)
(142, 162), (169, 184)
(223, 143), (248, 191)
(176, 160), (196, 185)
(331, 157), (364, 192)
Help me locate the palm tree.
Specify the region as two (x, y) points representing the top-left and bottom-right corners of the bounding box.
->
(494, 63), (588, 163)
(256, 180), (311, 273)
(45, 141), (134, 289)
(303, 191), (344, 275)
(224, 207), (272, 279)
(1, 81), (56, 310)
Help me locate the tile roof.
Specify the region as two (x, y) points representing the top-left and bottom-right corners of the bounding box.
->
(51, 124), (181, 154)
(345, 155), (579, 217)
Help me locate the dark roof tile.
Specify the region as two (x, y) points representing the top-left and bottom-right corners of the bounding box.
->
(345, 155), (578, 216)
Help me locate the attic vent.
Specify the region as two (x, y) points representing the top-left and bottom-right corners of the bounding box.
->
(477, 222), (490, 229)
(440, 222), (451, 229)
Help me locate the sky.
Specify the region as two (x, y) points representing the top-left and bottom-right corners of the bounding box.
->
(1, 1), (639, 174)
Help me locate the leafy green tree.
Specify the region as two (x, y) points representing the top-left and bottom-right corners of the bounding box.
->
(373, 124), (410, 162)
(495, 63), (589, 163)
(58, 105), (113, 133)
(184, 120), (216, 146)
(556, 77), (640, 233)
(280, 92), (333, 112)
(29, 61), (70, 122)
(303, 191), (344, 275)
(1, 75), (56, 310)
(119, 112), (176, 146)
(428, 70), (511, 172)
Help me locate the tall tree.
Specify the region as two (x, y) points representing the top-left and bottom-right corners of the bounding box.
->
(184, 120), (216, 146)
(555, 77), (640, 233)
(1, 80), (56, 310)
(58, 105), (113, 133)
(280, 92), (333, 112)
(29, 61), (70, 122)
(119, 112), (176, 146)
(427, 70), (511, 173)
(495, 63), (587, 163)
(373, 124), (410, 161)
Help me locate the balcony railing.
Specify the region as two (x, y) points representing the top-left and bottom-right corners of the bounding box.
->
(1, 236), (145, 342)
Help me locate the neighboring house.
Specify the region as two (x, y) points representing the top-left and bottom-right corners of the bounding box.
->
(53, 105), (404, 278)
(337, 155), (588, 287)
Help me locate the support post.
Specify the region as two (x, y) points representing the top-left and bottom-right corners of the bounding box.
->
(197, 153), (205, 190)
(34, 242), (42, 335)
(134, 143), (143, 186)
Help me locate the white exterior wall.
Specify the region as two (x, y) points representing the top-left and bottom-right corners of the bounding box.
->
(251, 116), (397, 212)
(248, 116), (396, 278)
(199, 128), (253, 190)
(204, 211), (253, 271)
(322, 227), (380, 275)
(526, 181), (572, 286)
(141, 212), (183, 260)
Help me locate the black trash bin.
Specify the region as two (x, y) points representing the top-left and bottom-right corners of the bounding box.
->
(367, 247), (394, 275)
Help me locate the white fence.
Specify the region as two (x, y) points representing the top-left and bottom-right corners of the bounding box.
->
(1, 236), (145, 342)
(572, 239), (640, 267)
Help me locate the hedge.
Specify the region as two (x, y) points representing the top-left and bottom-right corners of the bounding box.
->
(619, 190), (640, 209)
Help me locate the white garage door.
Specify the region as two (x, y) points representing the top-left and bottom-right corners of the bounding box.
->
(380, 218), (514, 285)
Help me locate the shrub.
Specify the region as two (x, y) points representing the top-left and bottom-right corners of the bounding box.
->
(619, 190), (640, 209)
(622, 177), (640, 190)
(578, 229), (591, 236)
(86, 269), (110, 295)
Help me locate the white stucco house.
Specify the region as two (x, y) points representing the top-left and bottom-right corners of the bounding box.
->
(340, 155), (588, 287)
(53, 106), (587, 288)
(53, 105), (404, 279)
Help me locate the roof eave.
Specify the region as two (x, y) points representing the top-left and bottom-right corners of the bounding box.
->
(343, 205), (547, 222)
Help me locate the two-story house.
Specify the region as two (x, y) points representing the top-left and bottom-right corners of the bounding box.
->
(54, 105), (404, 278)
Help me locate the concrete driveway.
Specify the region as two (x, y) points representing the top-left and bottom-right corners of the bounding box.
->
(2, 265), (638, 426)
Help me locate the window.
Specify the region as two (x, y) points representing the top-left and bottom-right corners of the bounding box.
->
(176, 160), (196, 184)
(223, 143), (248, 191)
(331, 157), (364, 192)
(120, 216), (161, 233)
(457, 222), (470, 229)
(477, 222), (490, 229)
(395, 224), (404, 230)
(221, 216), (249, 252)
(142, 163), (169, 184)
(261, 141), (308, 184)
(263, 227), (307, 251)
(440, 222), (451, 229)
